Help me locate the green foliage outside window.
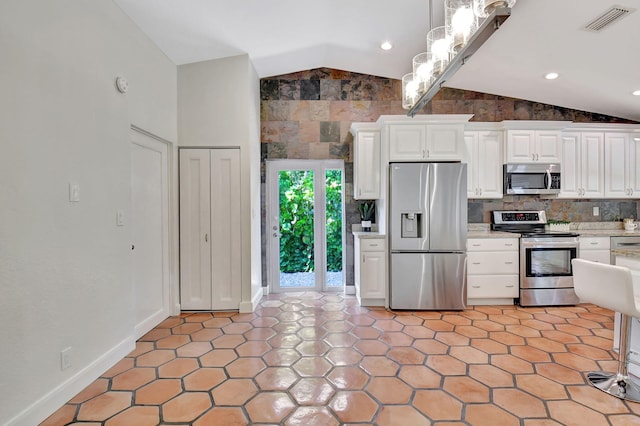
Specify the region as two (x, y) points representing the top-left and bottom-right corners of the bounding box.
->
(279, 170), (343, 273)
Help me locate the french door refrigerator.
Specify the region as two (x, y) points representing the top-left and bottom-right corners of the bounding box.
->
(389, 162), (467, 310)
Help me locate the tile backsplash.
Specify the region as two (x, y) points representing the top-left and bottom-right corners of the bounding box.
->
(468, 196), (639, 223)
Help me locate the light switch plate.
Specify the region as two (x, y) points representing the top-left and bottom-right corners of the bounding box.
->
(116, 210), (124, 226)
(69, 183), (80, 202)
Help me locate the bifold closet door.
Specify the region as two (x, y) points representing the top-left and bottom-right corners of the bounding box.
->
(180, 149), (212, 310)
(209, 149), (241, 310)
(179, 148), (241, 310)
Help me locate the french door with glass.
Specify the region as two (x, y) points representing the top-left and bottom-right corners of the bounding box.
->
(266, 160), (345, 293)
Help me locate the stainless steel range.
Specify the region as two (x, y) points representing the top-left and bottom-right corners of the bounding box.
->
(492, 210), (580, 307)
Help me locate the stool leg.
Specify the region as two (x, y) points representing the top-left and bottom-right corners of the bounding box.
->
(587, 313), (640, 402)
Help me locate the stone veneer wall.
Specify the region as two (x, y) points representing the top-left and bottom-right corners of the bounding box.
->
(260, 67), (638, 287)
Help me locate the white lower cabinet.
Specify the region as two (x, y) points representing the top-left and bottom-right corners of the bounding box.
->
(179, 148), (242, 310)
(467, 238), (519, 305)
(578, 236), (610, 264)
(354, 236), (386, 306)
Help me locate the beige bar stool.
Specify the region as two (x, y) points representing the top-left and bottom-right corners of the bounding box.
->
(571, 258), (640, 402)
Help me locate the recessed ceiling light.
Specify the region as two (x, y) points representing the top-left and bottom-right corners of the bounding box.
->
(380, 41), (393, 51)
(633, 90), (640, 96)
(545, 72), (559, 80)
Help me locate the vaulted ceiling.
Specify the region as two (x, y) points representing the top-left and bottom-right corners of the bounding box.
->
(114, 0), (640, 121)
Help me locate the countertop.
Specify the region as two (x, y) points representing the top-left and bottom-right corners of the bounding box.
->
(467, 230), (520, 239)
(467, 222), (640, 238)
(355, 224), (640, 239)
(572, 229), (640, 237)
(352, 231), (385, 239)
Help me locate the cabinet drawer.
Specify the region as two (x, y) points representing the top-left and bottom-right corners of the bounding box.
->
(468, 252), (519, 274)
(360, 238), (385, 251)
(579, 250), (610, 264)
(579, 237), (610, 250)
(467, 238), (518, 252)
(468, 275), (519, 298)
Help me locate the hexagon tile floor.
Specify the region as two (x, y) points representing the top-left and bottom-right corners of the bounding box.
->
(42, 292), (640, 425)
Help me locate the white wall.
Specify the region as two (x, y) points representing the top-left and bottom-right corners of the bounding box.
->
(178, 55), (263, 312)
(0, 0), (177, 424)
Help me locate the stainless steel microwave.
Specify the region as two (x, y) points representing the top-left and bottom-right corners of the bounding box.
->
(503, 163), (561, 195)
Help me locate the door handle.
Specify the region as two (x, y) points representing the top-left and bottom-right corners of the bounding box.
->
(204, 233), (208, 242)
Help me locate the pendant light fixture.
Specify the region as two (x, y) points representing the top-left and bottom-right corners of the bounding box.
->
(446, 0), (478, 53)
(405, 0), (516, 116)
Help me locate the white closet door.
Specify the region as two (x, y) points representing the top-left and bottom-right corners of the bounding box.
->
(210, 149), (241, 310)
(179, 149), (212, 310)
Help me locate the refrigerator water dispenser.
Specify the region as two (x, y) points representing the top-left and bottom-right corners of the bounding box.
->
(401, 213), (421, 238)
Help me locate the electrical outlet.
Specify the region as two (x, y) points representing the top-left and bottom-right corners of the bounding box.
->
(593, 206), (600, 216)
(61, 347), (72, 370)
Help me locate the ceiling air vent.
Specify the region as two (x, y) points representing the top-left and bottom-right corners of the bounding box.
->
(584, 5), (634, 32)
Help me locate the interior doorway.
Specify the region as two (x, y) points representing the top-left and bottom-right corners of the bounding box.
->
(266, 160), (345, 293)
(130, 128), (171, 338)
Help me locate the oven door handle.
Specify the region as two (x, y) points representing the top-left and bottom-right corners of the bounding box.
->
(521, 240), (579, 249)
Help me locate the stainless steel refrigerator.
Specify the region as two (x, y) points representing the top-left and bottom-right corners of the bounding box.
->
(389, 162), (467, 310)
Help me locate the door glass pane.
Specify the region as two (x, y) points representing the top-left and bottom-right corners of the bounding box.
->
(325, 169), (343, 288)
(279, 170), (315, 288)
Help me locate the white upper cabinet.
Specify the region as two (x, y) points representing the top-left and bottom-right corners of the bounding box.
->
(351, 124), (381, 199)
(503, 120), (569, 164)
(425, 125), (466, 160)
(380, 114), (472, 162)
(505, 129), (562, 163)
(559, 132), (604, 198)
(464, 130), (503, 199)
(604, 132), (640, 198)
(389, 124), (427, 160)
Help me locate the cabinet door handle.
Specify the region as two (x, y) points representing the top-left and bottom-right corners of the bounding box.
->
(504, 243), (513, 247)
(471, 243), (481, 247)
(471, 285), (481, 288)
(472, 262), (481, 265)
(589, 242), (598, 245)
(504, 261), (513, 264)
(369, 243), (378, 247)
(205, 233), (208, 242)
(358, 188), (362, 196)
(506, 285), (515, 288)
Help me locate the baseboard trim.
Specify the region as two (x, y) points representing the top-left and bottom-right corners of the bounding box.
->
(344, 286), (356, 295)
(7, 336), (136, 426)
(135, 309), (170, 340)
(238, 289), (264, 313)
